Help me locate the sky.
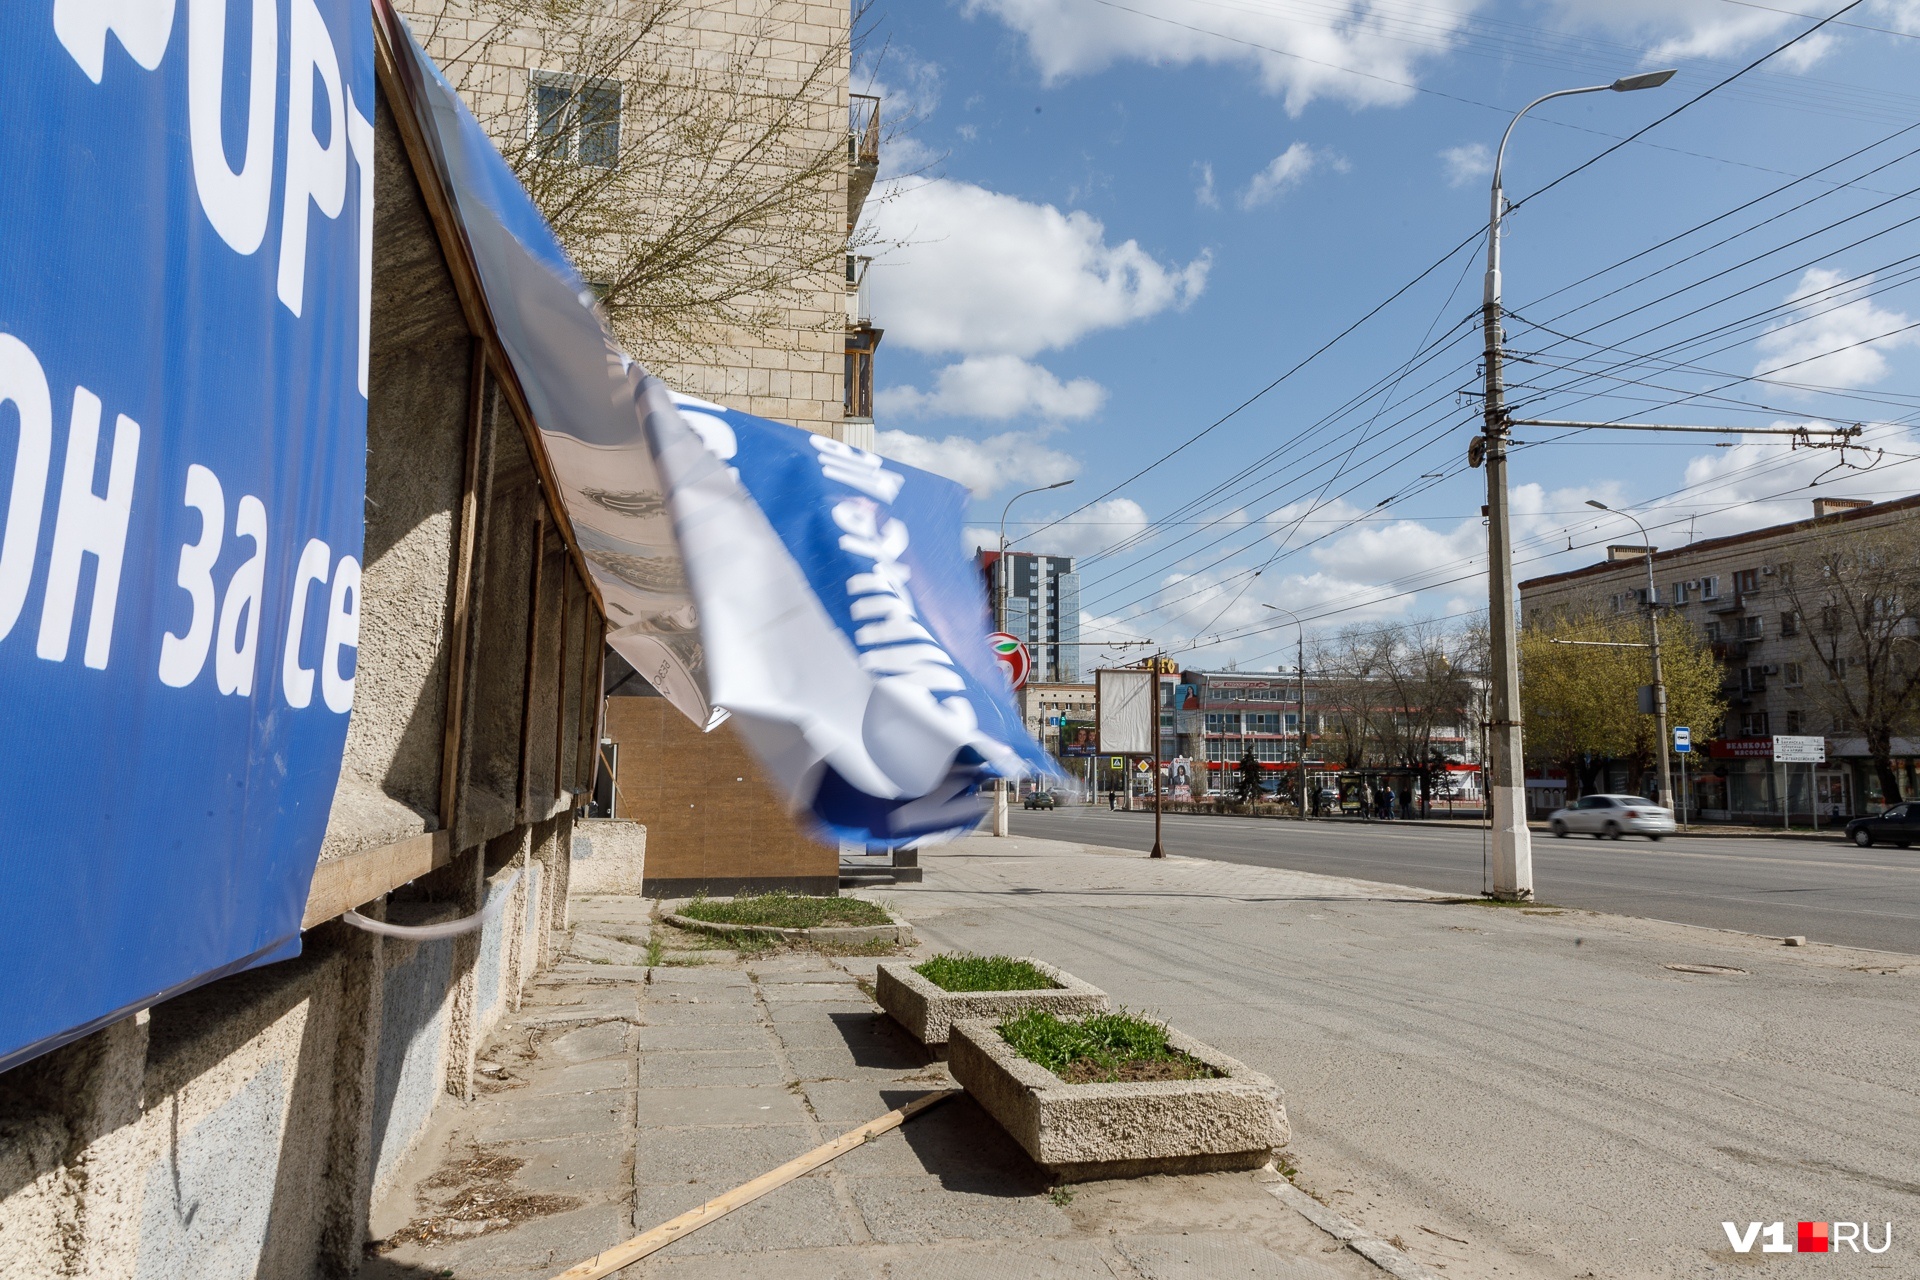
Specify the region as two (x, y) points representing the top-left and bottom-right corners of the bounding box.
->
(850, 0), (1920, 674)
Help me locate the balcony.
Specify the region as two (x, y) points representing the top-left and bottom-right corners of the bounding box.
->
(849, 93), (880, 230)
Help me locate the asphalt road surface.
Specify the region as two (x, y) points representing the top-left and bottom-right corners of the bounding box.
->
(1009, 805), (1920, 954)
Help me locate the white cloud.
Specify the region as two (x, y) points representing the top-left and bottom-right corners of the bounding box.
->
(1439, 142), (1492, 188)
(865, 177), (1209, 359)
(875, 427), (1079, 498)
(1194, 161), (1218, 209)
(1754, 268), (1917, 390)
(971, 498), (1154, 559)
(1545, 0), (1835, 69)
(963, 0), (1477, 115)
(1238, 143), (1344, 209)
(877, 354), (1106, 421)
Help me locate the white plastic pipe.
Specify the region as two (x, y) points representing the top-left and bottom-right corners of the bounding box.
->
(340, 866), (522, 939)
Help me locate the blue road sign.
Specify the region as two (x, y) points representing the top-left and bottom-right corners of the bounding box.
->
(1674, 726), (1692, 753)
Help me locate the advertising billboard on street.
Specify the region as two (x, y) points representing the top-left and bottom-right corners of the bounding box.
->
(1060, 719), (1098, 756)
(1097, 668), (1155, 754)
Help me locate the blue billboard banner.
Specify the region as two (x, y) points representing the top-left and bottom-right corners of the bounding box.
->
(384, 13), (1055, 847)
(647, 390), (1058, 846)
(0, 2), (372, 1070)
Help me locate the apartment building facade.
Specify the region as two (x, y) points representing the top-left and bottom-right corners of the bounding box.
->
(1518, 495), (1920, 819)
(396, 0), (866, 443)
(981, 551), (1084, 684)
(1176, 669), (1478, 799)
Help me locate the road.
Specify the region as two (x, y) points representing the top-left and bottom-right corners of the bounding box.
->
(1009, 805), (1920, 954)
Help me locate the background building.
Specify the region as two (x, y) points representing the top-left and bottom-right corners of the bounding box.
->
(1519, 495), (1920, 819)
(980, 551), (1082, 683)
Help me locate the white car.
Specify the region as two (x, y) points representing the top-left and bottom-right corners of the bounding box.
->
(1548, 794), (1676, 840)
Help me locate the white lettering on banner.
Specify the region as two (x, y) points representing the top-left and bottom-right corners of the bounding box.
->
(347, 89), (374, 397)
(829, 496), (977, 736)
(216, 494), (267, 696)
(187, 0), (277, 255)
(810, 436), (905, 503)
(277, 0), (347, 318)
(157, 463), (224, 686)
(37, 388), (139, 669)
(53, 0), (175, 83)
(0, 335), (54, 641)
(281, 537), (330, 708)
(321, 555), (358, 712)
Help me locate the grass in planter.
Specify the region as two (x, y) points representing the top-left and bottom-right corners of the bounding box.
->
(914, 954), (1059, 993)
(678, 891), (891, 929)
(999, 1009), (1219, 1085)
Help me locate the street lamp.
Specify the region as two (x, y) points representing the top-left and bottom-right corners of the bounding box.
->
(1587, 499), (1674, 812)
(1263, 603), (1310, 820)
(997, 480), (1073, 637)
(1478, 67), (1676, 900)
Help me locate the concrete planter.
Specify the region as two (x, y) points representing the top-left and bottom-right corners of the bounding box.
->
(948, 1017), (1287, 1183)
(874, 959), (1109, 1049)
(662, 897), (913, 947)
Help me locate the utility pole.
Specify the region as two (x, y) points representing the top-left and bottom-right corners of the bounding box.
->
(1478, 69), (1675, 900)
(1264, 603), (1309, 820)
(1586, 500), (1673, 809)
(1150, 653), (1166, 857)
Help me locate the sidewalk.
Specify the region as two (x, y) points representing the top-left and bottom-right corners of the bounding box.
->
(365, 893), (1380, 1279)
(868, 836), (1919, 1279)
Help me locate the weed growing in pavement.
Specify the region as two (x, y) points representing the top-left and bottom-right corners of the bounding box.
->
(680, 891), (892, 929)
(999, 1010), (1218, 1085)
(645, 935), (663, 967)
(915, 954), (1058, 992)
(1049, 1186), (1075, 1206)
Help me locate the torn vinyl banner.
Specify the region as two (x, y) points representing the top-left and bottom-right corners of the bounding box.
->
(644, 385), (1057, 847)
(384, 10), (1052, 844)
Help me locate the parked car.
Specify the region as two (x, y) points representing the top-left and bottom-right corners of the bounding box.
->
(1023, 791), (1057, 810)
(1844, 803), (1920, 847)
(1548, 794), (1675, 840)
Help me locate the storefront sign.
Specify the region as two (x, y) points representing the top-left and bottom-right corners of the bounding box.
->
(1709, 738), (1776, 759)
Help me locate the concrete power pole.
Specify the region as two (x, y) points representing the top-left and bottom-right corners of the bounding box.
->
(1478, 70), (1676, 900)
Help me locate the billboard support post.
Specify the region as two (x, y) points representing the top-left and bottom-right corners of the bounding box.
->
(1151, 656), (1165, 859)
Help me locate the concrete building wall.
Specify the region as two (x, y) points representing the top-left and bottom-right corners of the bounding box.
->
(0, 63), (612, 1278)
(604, 696), (837, 895)
(395, 0), (853, 438)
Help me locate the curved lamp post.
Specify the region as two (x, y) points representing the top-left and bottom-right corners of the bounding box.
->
(1587, 499), (1674, 811)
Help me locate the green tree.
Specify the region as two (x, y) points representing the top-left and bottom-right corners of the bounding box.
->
(1236, 751), (1262, 805)
(1521, 612), (1724, 798)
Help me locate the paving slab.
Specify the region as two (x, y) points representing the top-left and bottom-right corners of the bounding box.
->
(549, 1021), (630, 1063)
(640, 1000), (764, 1026)
(1117, 1232), (1357, 1279)
(845, 1174), (1070, 1245)
(569, 932), (649, 965)
(631, 1175), (853, 1255)
(633, 1023), (772, 1052)
(501, 1055), (630, 1097)
(635, 1123), (820, 1188)
(471, 1089), (633, 1143)
(637, 1053), (788, 1088)
(633, 1084), (811, 1127)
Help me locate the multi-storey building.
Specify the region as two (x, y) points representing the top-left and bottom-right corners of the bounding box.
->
(980, 552), (1083, 684)
(396, 0), (867, 443)
(1517, 495), (1920, 819)
(1175, 669), (1477, 801)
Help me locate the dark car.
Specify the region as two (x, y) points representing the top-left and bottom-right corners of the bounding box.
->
(1023, 791), (1057, 810)
(1845, 803), (1920, 847)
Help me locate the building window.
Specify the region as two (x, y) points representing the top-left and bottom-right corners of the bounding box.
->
(1672, 581), (1690, 604)
(1785, 710), (1803, 734)
(1784, 662), (1803, 687)
(1741, 711), (1771, 737)
(1777, 562), (1794, 584)
(1780, 611), (1798, 637)
(530, 72), (621, 167)
(1700, 575), (1720, 600)
(1734, 568), (1759, 595)
(1704, 621), (1721, 642)
(844, 325), (880, 417)
(1742, 666), (1767, 693)
(1739, 615), (1763, 640)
